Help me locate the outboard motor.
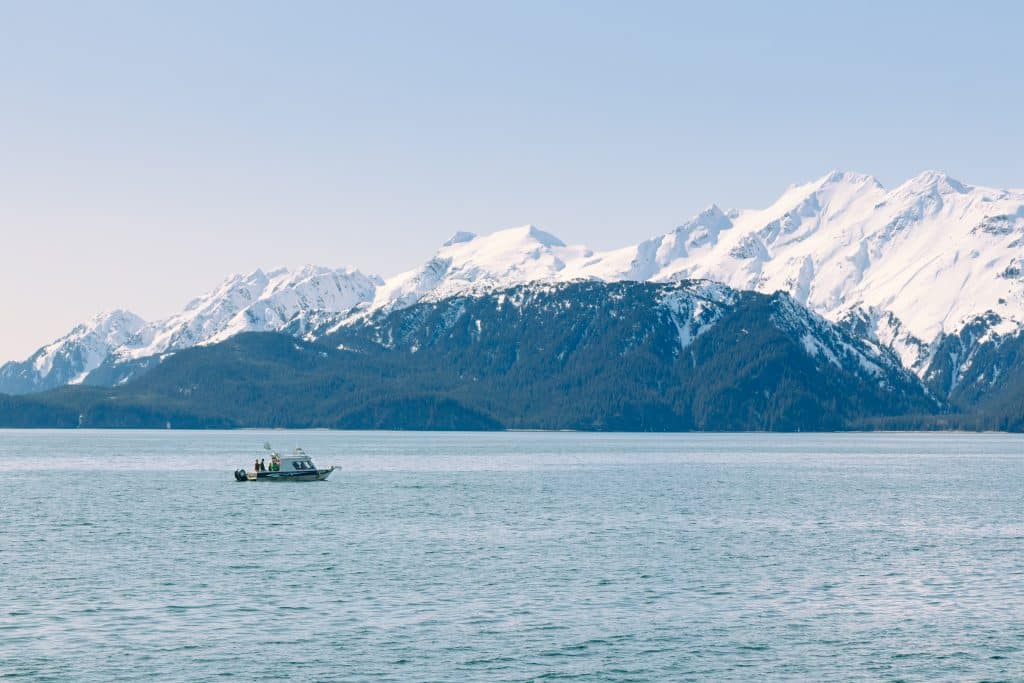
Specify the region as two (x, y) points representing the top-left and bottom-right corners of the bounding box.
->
(234, 469), (247, 481)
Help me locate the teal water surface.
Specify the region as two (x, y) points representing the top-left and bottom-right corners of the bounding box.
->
(1, 430), (1023, 681)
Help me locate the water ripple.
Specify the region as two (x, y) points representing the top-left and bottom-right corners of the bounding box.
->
(1, 430), (1022, 680)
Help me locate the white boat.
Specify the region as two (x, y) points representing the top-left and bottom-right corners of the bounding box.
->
(234, 445), (335, 482)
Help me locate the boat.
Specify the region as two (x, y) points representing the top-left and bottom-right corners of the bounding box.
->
(234, 444), (336, 482)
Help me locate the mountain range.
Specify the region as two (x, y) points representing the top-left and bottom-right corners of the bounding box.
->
(4, 170), (1024, 430)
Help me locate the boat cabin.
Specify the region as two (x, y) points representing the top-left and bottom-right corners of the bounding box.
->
(279, 454), (318, 472)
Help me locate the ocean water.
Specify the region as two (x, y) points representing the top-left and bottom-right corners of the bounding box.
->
(1, 430), (1022, 681)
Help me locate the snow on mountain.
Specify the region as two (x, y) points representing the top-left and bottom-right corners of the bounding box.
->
(368, 224), (594, 313)
(0, 266), (380, 394)
(0, 310), (146, 393)
(363, 170), (1024, 374)
(115, 266), (381, 361)
(579, 204), (737, 282)
(567, 170), (1024, 369)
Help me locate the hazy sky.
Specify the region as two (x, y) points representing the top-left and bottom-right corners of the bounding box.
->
(2, 0), (1022, 361)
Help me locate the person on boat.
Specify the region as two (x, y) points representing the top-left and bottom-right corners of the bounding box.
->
(254, 458), (260, 472)
(260, 458), (267, 472)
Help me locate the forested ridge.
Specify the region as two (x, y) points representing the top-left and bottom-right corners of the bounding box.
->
(1, 281), (1021, 431)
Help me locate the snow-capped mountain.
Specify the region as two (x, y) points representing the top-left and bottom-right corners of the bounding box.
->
(0, 310), (146, 393)
(117, 265), (381, 361)
(572, 170), (1024, 371)
(359, 170), (1024, 376)
(369, 225), (593, 313)
(4, 169), (1023, 401)
(0, 266), (380, 394)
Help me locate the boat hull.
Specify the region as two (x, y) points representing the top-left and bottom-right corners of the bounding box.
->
(235, 467), (335, 482)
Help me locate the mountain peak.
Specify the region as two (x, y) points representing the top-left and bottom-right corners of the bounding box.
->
(667, 204), (733, 242)
(69, 309), (147, 340)
(698, 203), (726, 218)
(370, 224), (579, 313)
(900, 169), (968, 194)
(526, 225), (565, 247)
(89, 308), (145, 325)
(498, 224), (566, 248)
(443, 231), (477, 247)
(439, 225), (566, 251)
(815, 170), (882, 188)
(697, 203), (733, 226)
(215, 268), (267, 290)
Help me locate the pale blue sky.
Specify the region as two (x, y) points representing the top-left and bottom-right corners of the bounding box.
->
(2, 1), (1022, 360)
